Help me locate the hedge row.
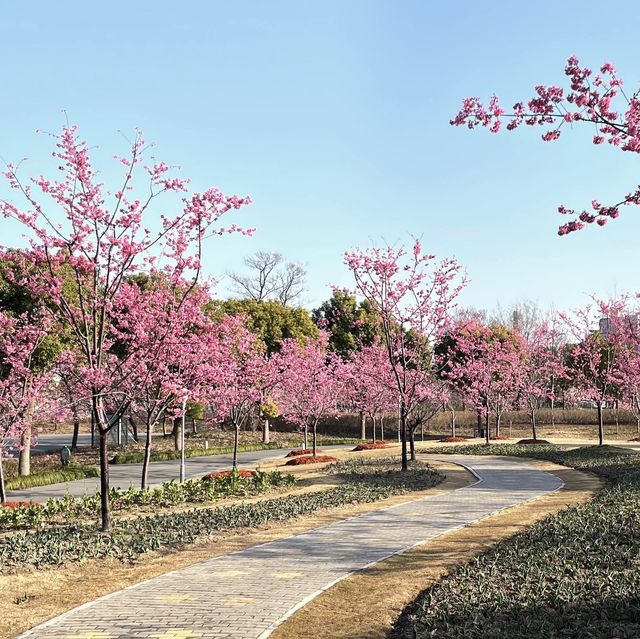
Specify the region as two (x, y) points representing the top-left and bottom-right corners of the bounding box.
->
(5, 465), (99, 491)
(393, 444), (640, 639)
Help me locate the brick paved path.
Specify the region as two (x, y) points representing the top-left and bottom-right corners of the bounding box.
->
(17, 456), (563, 639)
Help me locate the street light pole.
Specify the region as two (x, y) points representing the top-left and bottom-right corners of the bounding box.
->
(180, 396), (187, 483)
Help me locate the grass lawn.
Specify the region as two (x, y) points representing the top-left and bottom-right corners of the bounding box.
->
(393, 444), (640, 639)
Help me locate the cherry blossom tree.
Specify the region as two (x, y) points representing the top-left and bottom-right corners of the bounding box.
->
(344, 240), (465, 470)
(0, 126), (252, 529)
(0, 312), (58, 502)
(272, 334), (341, 456)
(346, 343), (396, 442)
(562, 301), (623, 446)
(204, 315), (264, 469)
(440, 320), (525, 444)
(521, 322), (566, 440)
(452, 56), (640, 234)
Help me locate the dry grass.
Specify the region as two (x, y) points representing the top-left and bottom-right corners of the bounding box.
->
(271, 458), (602, 639)
(0, 454), (461, 639)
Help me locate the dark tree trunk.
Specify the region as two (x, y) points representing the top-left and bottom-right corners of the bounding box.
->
(597, 401), (604, 446)
(141, 420), (155, 489)
(98, 429), (110, 532)
(162, 415), (167, 436)
(191, 417), (197, 435)
(530, 408), (537, 441)
(485, 411), (490, 445)
(400, 408), (408, 471)
(0, 454), (6, 503)
(71, 403), (80, 450)
(232, 425), (239, 469)
(450, 406), (457, 438)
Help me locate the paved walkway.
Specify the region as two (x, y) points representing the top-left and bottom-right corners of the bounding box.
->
(17, 455), (563, 639)
(8, 446), (349, 502)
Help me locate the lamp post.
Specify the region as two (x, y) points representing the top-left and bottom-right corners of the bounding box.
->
(179, 396), (187, 483)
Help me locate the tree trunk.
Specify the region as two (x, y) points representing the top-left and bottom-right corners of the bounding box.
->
(141, 420), (155, 490)
(173, 417), (182, 452)
(372, 416), (376, 443)
(312, 420), (318, 457)
(0, 453), (6, 503)
(409, 427), (416, 462)
(637, 416), (640, 435)
(129, 413), (139, 442)
(485, 411), (490, 445)
(495, 411), (501, 437)
(450, 406), (456, 438)
(530, 408), (537, 441)
(262, 418), (270, 444)
(18, 421), (31, 477)
(71, 403), (81, 450)
(400, 408), (408, 471)
(98, 429), (110, 532)
(303, 424), (308, 449)
(162, 416), (167, 436)
(597, 401), (604, 446)
(360, 411), (366, 440)
(380, 416), (384, 440)
(233, 425), (239, 469)
(191, 417), (197, 435)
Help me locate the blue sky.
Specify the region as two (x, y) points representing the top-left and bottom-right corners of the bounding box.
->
(1, 1), (639, 312)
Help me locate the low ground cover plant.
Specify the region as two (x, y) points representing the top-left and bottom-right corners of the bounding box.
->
(0, 469), (294, 531)
(393, 444), (640, 638)
(0, 457), (441, 569)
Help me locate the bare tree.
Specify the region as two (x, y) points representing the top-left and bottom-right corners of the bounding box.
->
(492, 300), (545, 340)
(227, 251), (306, 305)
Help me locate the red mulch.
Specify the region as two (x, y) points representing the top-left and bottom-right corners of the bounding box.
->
(285, 448), (323, 458)
(351, 440), (392, 451)
(1, 501), (40, 509)
(439, 436), (468, 443)
(517, 438), (551, 445)
(285, 455), (338, 466)
(629, 437), (640, 442)
(202, 469), (255, 481)
(489, 435), (510, 440)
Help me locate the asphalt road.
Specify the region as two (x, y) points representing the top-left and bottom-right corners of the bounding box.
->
(7, 445), (350, 502)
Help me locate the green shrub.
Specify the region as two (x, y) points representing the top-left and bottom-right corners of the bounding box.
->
(4, 465), (99, 491)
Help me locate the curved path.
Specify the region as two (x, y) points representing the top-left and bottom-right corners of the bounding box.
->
(16, 456), (563, 639)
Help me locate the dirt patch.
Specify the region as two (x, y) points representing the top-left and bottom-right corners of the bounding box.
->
(270, 457), (602, 639)
(0, 459), (467, 639)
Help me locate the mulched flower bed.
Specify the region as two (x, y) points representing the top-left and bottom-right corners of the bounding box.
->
(352, 441), (392, 451)
(202, 469), (255, 480)
(489, 435), (510, 440)
(285, 455), (338, 466)
(286, 448), (323, 457)
(517, 438), (552, 445)
(439, 436), (468, 443)
(629, 436), (640, 442)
